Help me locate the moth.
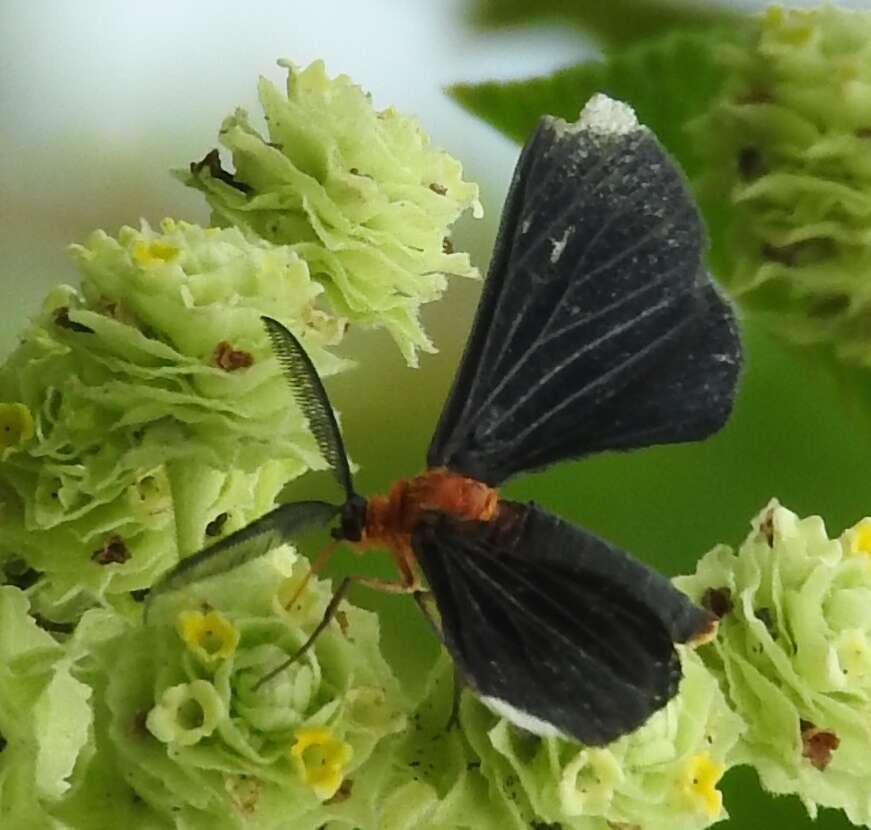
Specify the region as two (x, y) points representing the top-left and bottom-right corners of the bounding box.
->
(150, 94), (742, 746)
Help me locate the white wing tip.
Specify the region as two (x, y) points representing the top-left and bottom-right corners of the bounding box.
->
(579, 93), (639, 135)
(547, 94), (640, 140)
(481, 695), (567, 738)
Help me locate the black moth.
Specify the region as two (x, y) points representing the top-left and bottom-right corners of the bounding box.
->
(150, 93), (741, 746)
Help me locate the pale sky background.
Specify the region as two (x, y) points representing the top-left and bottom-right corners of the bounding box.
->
(0, 0), (587, 357)
(2, 0), (868, 364)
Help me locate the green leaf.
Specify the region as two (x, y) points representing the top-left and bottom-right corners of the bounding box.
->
(449, 29), (738, 178)
(465, 0), (746, 51)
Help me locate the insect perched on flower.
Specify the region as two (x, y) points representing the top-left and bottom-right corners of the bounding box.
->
(150, 93), (742, 746)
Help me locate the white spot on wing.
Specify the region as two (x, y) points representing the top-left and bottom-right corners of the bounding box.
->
(550, 226), (573, 263)
(481, 695), (568, 738)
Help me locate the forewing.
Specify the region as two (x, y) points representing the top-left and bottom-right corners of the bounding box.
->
(412, 502), (712, 745)
(262, 316), (355, 499)
(147, 500), (339, 611)
(427, 100), (741, 485)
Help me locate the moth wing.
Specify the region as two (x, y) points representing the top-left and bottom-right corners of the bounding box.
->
(147, 500), (339, 609)
(427, 100), (741, 485)
(412, 501), (712, 745)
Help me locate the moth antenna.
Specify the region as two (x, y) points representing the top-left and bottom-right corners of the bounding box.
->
(261, 316), (356, 500)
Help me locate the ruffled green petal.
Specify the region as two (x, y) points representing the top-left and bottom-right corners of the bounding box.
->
(460, 648), (742, 830)
(179, 60), (481, 365)
(677, 500), (871, 823)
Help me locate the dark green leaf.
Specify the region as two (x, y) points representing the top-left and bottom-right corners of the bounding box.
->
(449, 29), (739, 178)
(466, 0), (746, 51)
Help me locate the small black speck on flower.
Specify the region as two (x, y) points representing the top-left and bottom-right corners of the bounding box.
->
(206, 512), (229, 537)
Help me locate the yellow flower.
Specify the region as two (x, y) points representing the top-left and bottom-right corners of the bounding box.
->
(132, 238), (179, 267)
(680, 754), (724, 818)
(846, 519), (871, 558)
(176, 609), (239, 663)
(290, 725), (353, 800)
(0, 402), (34, 452)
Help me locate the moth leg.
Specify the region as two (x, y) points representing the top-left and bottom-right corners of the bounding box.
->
(254, 573), (416, 690)
(446, 661), (465, 734)
(413, 590), (441, 637)
(280, 540), (339, 612)
(411, 590), (463, 734)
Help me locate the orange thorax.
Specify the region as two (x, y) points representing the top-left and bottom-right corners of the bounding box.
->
(359, 468), (499, 557)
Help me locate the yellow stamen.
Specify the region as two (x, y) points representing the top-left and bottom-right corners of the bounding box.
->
(0, 402), (34, 451)
(290, 726), (353, 800)
(681, 754), (724, 818)
(176, 609), (239, 662)
(133, 239), (179, 266)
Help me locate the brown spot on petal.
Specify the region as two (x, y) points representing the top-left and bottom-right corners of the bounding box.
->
(92, 534), (130, 565)
(758, 508), (776, 546)
(325, 778), (353, 805)
(702, 587), (733, 619)
(801, 720), (839, 770)
(429, 182), (448, 195)
(442, 237), (454, 255)
(212, 341), (254, 372)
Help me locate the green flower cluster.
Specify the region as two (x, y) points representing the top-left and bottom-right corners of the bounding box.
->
(457, 649), (743, 830)
(0, 551), (407, 829)
(677, 500), (871, 824)
(0, 219), (345, 616)
(179, 60), (482, 365)
(692, 5), (871, 364)
(0, 585), (122, 827)
(0, 60), (480, 618)
(0, 57), (485, 829)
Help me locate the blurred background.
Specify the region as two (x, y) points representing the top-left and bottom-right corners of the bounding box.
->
(3, 2), (870, 828)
